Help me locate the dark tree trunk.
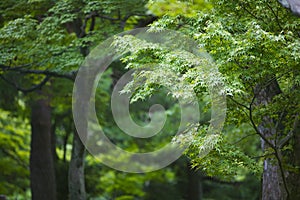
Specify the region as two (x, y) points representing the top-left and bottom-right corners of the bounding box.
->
(30, 93), (57, 200)
(287, 121), (300, 200)
(286, 86), (300, 200)
(68, 130), (86, 200)
(186, 164), (202, 200)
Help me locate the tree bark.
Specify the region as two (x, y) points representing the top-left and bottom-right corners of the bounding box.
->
(278, 0), (300, 16)
(261, 158), (284, 200)
(255, 79), (286, 200)
(287, 120), (300, 200)
(68, 130), (86, 200)
(253, 74), (300, 200)
(67, 17), (89, 200)
(30, 93), (57, 200)
(186, 164), (202, 200)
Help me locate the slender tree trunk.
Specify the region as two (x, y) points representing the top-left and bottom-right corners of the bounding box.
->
(67, 17), (89, 200)
(30, 93), (57, 200)
(68, 130), (86, 200)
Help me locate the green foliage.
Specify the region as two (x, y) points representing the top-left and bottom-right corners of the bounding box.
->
(0, 0), (159, 199)
(147, 0), (212, 17)
(0, 110), (30, 197)
(111, 27), (255, 181)
(107, 1), (300, 191)
(85, 156), (177, 200)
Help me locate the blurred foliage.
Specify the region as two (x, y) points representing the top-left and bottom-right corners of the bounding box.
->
(0, 110), (30, 197)
(147, 0), (212, 17)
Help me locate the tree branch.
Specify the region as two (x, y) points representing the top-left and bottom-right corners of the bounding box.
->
(249, 95), (276, 149)
(274, 148), (290, 199)
(0, 64), (76, 81)
(0, 74), (51, 93)
(278, 114), (299, 148)
(96, 14), (120, 21)
(0, 148), (29, 169)
(231, 133), (256, 145)
(228, 96), (250, 110)
(266, 2), (283, 30)
(240, 3), (268, 26)
(203, 176), (242, 186)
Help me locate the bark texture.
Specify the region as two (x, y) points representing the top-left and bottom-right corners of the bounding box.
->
(255, 79), (285, 200)
(255, 79), (300, 200)
(286, 115), (300, 200)
(278, 0), (300, 16)
(30, 95), (57, 200)
(68, 130), (86, 200)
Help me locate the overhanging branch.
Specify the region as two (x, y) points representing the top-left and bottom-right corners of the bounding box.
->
(0, 64), (77, 81)
(0, 74), (51, 93)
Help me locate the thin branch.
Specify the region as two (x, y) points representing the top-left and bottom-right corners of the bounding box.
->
(0, 74), (51, 93)
(251, 152), (275, 159)
(203, 176), (242, 186)
(262, 72), (288, 90)
(231, 133), (256, 145)
(249, 95), (276, 149)
(278, 114), (299, 148)
(0, 148), (29, 169)
(274, 106), (287, 146)
(274, 148), (290, 199)
(228, 96), (250, 110)
(275, 108), (286, 132)
(240, 3), (268, 27)
(266, 2), (283, 30)
(96, 14), (120, 21)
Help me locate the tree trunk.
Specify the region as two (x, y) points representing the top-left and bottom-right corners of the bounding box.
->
(287, 121), (300, 200)
(278, 0), (300, 16)
(186, 164), (202, 200)
(261, 158), (284, 200)
(286, 104), (300, 200)
(67, 17), (89, 200)
(68, 130), (86, 200)
(255, 77), (300, 200)
(255, 79), (285, 200)
(30, 93), (57, 200)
